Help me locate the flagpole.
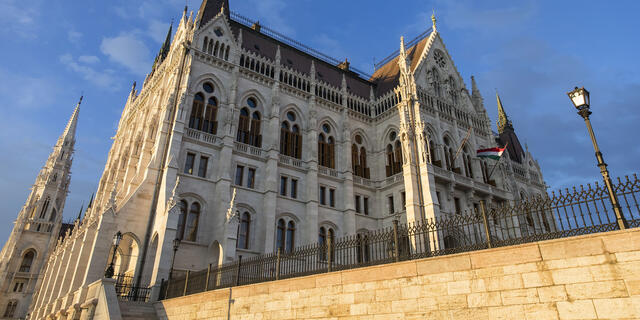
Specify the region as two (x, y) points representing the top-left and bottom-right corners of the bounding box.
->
(452, 127), (472, 163)
(487, 142), (508, 182)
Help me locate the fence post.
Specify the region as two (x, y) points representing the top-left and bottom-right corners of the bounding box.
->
(275, 248), (282, 280)
(235, 256), (243, 286)
(205, 264), (211, 291)
(479, 200), (492, 249)
(183, 270), (190, 297)
(327, 236), (333, 272)
(393, 220), (400, 262)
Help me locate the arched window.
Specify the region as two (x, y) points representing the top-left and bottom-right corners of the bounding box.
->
(49, 208), (56, 222)
(236, 212), (250, 249)
(385, 131), (403, 177)
(463, 146), (473, 178)
(447, 76), (458, 104)
(351, 134), (369, 178)
(39, 197), (50, 219)
(356, 232), (370, 263)
(184, 202), (200, 242)
(202, 36), (208, 51)
(280, 111), (302, 159)
(202, 97), (218, 134)
(318, 123), (335, 168)
(3, 301), (17, 318)
(443, 137), (456, 172)
(189, 93), (204, 130)
(481, 160), (490, 183)
(286, 221), (295, 253)
(19, 250), (35, 273)
(276, 219), (286, 251)
(189, 83), (218, 135)
(236, 98), (262, 147)
(176, 200), (187, 240)
(318, 226), (335, 261)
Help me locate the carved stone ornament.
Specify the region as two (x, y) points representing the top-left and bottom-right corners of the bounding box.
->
(225, 187), (239, 224)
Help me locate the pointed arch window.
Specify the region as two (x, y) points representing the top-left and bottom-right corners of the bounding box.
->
(236, 98), (262, 147)
(286, 221), (295, 253)
(318, 123), (335, 169)
(176, 200), (187, 241)
(351, 134), (369, 179)
(276, 219), (286, 251)
(463, 146), (474, 178)
(184, 202), (200, 242)
(356, 232), (371, 263)
(189, 83), (218, 135)
(3, 301), (17, 318)
(385, 131), (403, 177)
(443, 137), (457, 172)
(19, 250), (35, 273)
(49, 208), (56, 222)
(39, 197), (50, 219)
(236, 212), (251, 250)
(280, 111), (302, 159)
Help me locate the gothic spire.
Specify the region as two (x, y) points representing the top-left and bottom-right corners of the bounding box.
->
(470, 76), (484, 110)
(496, 91), (513, 133)
(57, 96), (81, 148)
(76, 202), (84, 221)
(151, 22), (173, 72)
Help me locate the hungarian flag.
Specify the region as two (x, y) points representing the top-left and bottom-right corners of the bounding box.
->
(477, 147), (506, 160)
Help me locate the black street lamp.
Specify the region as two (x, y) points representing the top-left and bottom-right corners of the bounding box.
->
(169, 238), (181, 280)
(104, 231), (123, 278)
(567, 87), (627, 229)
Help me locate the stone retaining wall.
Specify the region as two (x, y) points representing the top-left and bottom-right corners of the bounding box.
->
(156, 228), (640, 319)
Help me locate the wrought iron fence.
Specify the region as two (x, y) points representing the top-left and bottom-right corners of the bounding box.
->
(161, 174), (640, 300)
(114, 274), (151, 302)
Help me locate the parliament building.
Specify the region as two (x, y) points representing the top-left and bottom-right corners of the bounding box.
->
(0, 0), (546, 318)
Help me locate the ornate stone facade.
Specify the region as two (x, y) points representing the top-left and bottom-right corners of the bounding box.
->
(1, 1), (546, 318)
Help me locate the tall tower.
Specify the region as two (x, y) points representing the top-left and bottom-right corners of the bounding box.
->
(0, 97), (81, 319)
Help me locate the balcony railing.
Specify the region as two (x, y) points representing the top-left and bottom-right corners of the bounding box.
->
(278, 154), (303, 168)
(184, 128), (218, 146)
(234, 141), (262, 157)
(318, 166), (338, 178)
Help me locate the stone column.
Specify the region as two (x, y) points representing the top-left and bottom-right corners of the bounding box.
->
(304, 108), (319, 244)
(340, 117), (356, 236)
(261, 83), (281, 252)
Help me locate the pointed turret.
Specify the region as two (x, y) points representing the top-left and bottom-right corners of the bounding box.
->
(496, 91), (513, 133)
(470, 76), (484, 111)
(152, 22), (173, 71)
(196, 0), (230, 28)
(494, 91), (525, 163)
(76, 202), (84, 221)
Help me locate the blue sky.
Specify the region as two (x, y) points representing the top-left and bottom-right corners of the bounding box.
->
(1, 0), (639, 241)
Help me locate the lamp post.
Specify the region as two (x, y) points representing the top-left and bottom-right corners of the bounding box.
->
(169, 238), (181, 280)
(567, 87), (627, 229)
(104, 231), (123, 278)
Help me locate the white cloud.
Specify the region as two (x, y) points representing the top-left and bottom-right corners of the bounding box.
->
(78, 55), (100, 64)
(59, 54), (118, 89)
(68, 30), (82, 44)
(100, 33), (151, 75)
(0, 0), (41, 38)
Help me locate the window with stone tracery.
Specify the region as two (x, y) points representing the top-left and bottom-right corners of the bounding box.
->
(318, 123), (335, 169)
(280, 111), (302, 159)
(236, 212), (251, 250)
(385, 131), (403, 177)
(176, 200), (200, 242)
(189, 82), (218, 135)
(19, 250), (35, 273)
(276, 218), (296, 253)
(236, 97), (262, 147)
(351, 134), (369, 179)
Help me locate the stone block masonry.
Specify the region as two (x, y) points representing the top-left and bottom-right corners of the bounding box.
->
(156, 228), (640, 319)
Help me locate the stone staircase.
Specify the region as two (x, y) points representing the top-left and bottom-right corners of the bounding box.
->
(119, 301), (159, 320)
